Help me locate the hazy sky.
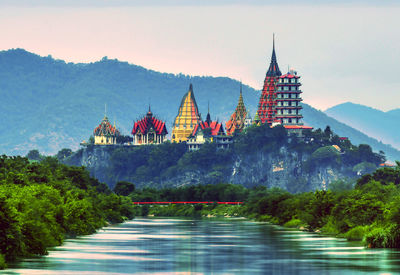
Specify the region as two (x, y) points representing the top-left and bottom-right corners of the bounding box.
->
(1, 0), (399, 111)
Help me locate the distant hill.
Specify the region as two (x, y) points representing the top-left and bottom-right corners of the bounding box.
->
(0, 49), (399, 161)
(325, 102), (400, 151)
(303, 104), (400, 161)
(0, 49), (258, 155)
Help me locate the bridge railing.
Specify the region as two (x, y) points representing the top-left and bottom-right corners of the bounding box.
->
(132, 201), (243, 205)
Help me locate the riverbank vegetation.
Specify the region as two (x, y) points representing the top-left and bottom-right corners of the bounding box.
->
(0, 155), (135, 269)
(129, 163), (400, 248)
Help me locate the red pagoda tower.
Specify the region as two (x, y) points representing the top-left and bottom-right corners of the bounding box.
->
(257, 36), (282, 125)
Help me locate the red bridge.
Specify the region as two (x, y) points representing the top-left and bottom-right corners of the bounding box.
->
(133, 201), (243, 205)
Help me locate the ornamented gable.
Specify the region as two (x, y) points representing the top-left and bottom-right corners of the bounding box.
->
(131, 107), (167, 145)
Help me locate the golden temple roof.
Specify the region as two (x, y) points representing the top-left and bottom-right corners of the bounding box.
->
(226, 85), (248, 135)
(171, 84), (201, 142)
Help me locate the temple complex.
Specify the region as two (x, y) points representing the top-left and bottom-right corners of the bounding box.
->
(226, 84), (250, 135)
(86, 36), (314, 148)
(131, 107), (168, 145)
(93, 115), (120, 145)
(171, 84), (202, 143)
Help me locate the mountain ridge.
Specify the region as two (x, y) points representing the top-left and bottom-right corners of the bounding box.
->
(1, 48), (399, 161)
(325, 102), (400, 151)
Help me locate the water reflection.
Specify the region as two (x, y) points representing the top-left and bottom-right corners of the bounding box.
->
(2, 218), (400, 274)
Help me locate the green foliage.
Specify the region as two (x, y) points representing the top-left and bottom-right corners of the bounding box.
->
(0, 254), (5, 270)
(113, 181), (135, 196)
(131, 183), (248, 203)
(357, 166), (400, 186)
(240, 165), (400, 248)
(283, 219), (304, 228)
(344, 225), (369, 241)
(0, 155), (134, 264)
(26, 149), (42, 161)
(56, 148), (73, 161)
(233, 124), (287, 155)
(364, 225), (400, 248)
(311, 146), (340, 162)
(328, 180), (354, 192)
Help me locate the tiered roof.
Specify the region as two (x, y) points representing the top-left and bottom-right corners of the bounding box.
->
(226, 85), (248, 135)
(131, 107), (167, 135)
(257, 36), (282, 125)
(173, 84), (201, 128)
(172, 84), (202, 142)
(94, 116), (120, 137)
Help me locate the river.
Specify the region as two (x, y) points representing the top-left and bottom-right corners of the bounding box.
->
(1, 218), (400, 274)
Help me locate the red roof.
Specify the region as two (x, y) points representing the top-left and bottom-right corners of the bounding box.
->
(132, 113), (167, 135)
(379, 163), (395, 167)
(94, 116), (120, 136)
(280, 73), (300, 79)
(283, 125), (313, 130)
(192, 120), (224, 136)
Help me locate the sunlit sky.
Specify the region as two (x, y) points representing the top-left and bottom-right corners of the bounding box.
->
(1, 0), (399, 111)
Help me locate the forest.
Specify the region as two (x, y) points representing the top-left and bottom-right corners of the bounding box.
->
(0, 155), (134, 269)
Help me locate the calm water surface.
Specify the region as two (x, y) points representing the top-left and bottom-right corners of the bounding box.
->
(2, 218), (400, 274)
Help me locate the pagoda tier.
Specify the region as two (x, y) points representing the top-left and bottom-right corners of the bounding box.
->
(171, 84), (202, 143)
(257, 36), (282, 125)
(131, 107), (168, 145)
(275, 70), (304, 125)
(93, 116), (120, 145)
(226, 85), (249, 136)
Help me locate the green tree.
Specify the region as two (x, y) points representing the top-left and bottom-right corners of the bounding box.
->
(56, 148), (73, 161)
(26, 150), (41, 161)
(113, 181), (135, 196)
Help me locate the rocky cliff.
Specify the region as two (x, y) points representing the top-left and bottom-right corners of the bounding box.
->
(230, 147), (350, 193)
(65, 143), (355, 192)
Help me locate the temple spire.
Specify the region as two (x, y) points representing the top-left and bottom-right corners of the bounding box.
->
(206, 101), (211, 124)
(225, 83), (248, 136)
(266, 34), (281, 77)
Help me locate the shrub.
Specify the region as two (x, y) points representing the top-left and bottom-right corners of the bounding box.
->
(0, 254), (6, 270)
(283, 219), (303, 228)
(345, 225), (369, 241)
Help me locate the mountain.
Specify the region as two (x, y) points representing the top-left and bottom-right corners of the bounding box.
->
(303, 104), (400, 161)
(0, 49), (399, 161)
(387, 108), (400, 119)
(325, 102), (400, 151)
(0, 49), (258, 155)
